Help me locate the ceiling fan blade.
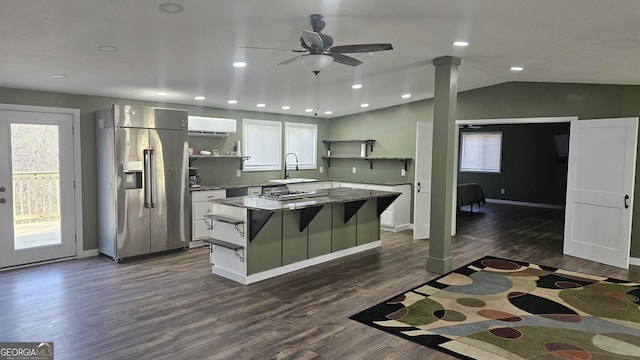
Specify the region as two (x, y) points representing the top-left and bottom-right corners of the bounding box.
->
(330, 53), (363, 66)
(277, 55), (303, 66)
(330, 43), (393, 54)
(241, 46), (306, 53)
(301, 30), (324, 49)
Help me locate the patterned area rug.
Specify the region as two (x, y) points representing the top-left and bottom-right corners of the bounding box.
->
(350, 256), (640, 359)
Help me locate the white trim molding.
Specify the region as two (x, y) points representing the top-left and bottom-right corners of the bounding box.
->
(486, 198), (565, 210)
(0, 103), (84, 258)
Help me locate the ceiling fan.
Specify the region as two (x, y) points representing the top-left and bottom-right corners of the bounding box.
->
(245, 14), (393, 116)
(247, 14), (394, 73)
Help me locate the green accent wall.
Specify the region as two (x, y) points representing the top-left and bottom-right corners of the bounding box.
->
(458, 123), (570, 205)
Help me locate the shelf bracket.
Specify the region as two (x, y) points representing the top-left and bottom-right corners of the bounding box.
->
(248, 209), (274, 242)
(366, 140), (375, 153)
(344, 199), (367, 223)
(298, 205), (324, 232)
(366, 158), (374, 169)
(401, 158), (409, 171)
(377, 194), (400, 217)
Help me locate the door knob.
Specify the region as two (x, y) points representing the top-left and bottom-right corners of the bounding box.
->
(0, 198), (6, 204)
(0, 186), (5, 192)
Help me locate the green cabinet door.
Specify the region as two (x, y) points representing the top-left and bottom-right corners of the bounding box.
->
(247, 211), (282, 275)
(332, 203), (357, 251)
(356, 199), (380, 245)
(308, 205), (332, 257)
(283, 210), (308, 265)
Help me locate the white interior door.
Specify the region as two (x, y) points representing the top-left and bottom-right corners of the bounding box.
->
(563, 117), (638, 269)
(413, 122), (433, 239)
(0, 109), (77, 268)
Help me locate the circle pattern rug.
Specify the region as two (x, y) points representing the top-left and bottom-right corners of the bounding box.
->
(349, 256), (640, 359)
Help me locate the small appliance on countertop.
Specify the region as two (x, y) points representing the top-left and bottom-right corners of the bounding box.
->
(189, 167), (201, 188)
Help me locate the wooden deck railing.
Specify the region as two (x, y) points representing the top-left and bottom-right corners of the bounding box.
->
(12, 172), (60, 224)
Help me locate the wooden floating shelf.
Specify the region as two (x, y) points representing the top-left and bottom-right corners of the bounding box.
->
(321, 156), (412, 170)
(189, 155), (250, 168)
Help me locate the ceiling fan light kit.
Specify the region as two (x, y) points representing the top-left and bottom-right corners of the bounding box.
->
(300, 54), (334, 74)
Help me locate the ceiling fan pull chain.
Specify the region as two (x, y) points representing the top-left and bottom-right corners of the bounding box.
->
(315, 73), (320, 116)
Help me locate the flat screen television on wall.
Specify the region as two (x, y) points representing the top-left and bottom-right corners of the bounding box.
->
(554, 134), (570, 158)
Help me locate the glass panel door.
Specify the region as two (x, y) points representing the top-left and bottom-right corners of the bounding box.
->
(0, 109), (76, 268)
(12, 123), (62, 250)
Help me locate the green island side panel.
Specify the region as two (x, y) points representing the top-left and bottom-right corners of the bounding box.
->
(308, 205), (332, 258)
(282, 210), (308, 265)
(356, 199), (380, 245)
(332, 203), (357, 251)
(247, 211), (283, 275)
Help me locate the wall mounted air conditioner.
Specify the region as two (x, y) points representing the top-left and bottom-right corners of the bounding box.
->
(188, 116), (237, 137)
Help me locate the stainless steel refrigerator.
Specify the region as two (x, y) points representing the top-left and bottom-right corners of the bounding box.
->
(96, 104), (189, 261)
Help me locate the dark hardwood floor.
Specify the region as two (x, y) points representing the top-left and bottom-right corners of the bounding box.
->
(1, 203), (639, 359)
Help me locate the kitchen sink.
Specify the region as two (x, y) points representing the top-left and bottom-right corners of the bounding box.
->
(268, 178), (316, 184)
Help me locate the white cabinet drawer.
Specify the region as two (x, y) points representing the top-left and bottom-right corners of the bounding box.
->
(193, 202), (211, 218)
(192, 189), (226, 202)
(193, 221), (210, 239)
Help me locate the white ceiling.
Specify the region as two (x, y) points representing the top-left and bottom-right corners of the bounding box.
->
(1, 1), (639, 118)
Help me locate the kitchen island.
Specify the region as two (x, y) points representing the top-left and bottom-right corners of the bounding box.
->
(204, 188), (400, 284)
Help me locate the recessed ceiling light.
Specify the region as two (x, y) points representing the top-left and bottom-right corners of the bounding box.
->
(51, 74), (69, 79)
(281, 106), (291, 110)
(305, 108), (313, 113)
(233, 61), (247, 68)
(510, 66), (524, 71)
(227, 100), (237, 104)
(453, 41), (469, 47)
(158, 3), (183, 14)
(156, 91), (168, 96)
(352, 84), (363, 89)
(194, 96), (205, 100)
(360, 103), (370, 108)
(402, 93), (412, 99)
(98, 45), (118, 52)
(324, 111), (333, 115)
(256, 103), (266, 108)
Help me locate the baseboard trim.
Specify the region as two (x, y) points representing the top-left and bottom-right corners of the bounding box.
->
(486, 198), (565, 210)
(630, 257), (640, 267)
(80, 249), (100, 258)
(381, 224), (412, 233)
(213, 240), (382, 285)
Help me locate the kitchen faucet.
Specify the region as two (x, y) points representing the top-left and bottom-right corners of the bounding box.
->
(284, 152), (299, 179)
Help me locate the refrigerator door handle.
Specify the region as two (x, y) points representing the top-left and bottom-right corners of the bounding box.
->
(148, 149), (156, 208)
(143, 149), (152, 208)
